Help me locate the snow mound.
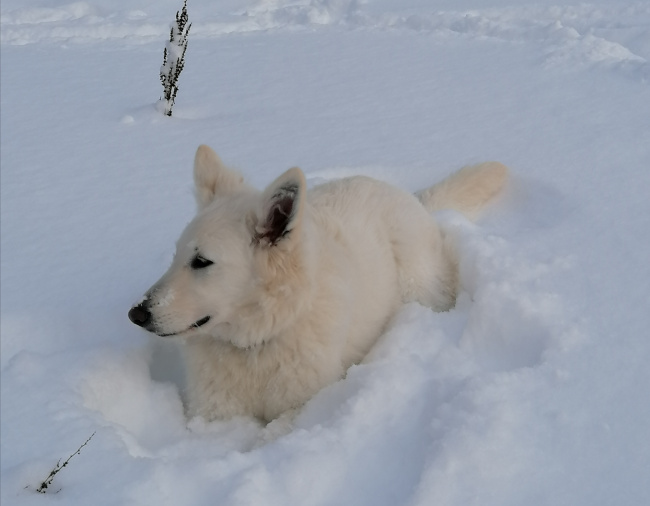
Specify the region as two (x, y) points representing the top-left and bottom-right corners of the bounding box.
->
(2, 0), (649, 75)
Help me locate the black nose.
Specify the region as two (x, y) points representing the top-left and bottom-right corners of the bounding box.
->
(128, 304), (151, 327)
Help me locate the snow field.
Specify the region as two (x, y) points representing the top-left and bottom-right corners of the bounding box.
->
(2, 1), (650, 505)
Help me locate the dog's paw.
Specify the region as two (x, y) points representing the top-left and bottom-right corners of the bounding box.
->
(255, 408), (298, 446)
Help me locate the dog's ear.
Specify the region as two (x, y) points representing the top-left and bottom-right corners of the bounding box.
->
(194, 145), (245, 209)
(253, 167), (306, 247)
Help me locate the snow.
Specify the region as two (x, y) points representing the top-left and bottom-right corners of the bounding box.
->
(2, 0), (650, 505)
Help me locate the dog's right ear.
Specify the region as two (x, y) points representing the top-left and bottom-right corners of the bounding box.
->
(252, 167), (306, 248)
(194, 144), (245, 210)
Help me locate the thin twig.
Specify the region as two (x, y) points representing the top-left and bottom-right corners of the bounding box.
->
(36, 432), (96, 494)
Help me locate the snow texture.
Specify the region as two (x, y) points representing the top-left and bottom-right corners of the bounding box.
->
(1, 1), (650, 505)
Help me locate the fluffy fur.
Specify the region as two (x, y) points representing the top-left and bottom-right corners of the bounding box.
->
(129, 145), (508, 422)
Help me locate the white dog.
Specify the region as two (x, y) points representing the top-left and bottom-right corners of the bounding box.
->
(129, 145), (508, 422)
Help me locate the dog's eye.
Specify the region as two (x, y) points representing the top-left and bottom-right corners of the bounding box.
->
(190, 254), (214, 270)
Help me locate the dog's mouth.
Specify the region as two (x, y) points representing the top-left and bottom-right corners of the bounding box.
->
(157, 315), (211, 337)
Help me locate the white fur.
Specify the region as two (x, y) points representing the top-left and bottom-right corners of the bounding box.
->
(131, 145), (508, 422)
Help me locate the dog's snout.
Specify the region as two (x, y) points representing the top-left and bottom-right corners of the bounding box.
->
(128, 304), (151, 327)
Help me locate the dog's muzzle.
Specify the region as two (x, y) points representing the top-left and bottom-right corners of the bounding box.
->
(128, 302), (211, 337)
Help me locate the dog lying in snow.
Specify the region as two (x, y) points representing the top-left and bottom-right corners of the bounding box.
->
(129, 145), (508, 422)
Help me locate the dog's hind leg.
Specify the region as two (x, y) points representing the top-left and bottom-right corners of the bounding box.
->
(391, 206), (459, 312)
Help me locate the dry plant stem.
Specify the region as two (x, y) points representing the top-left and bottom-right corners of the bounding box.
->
(159, 0), (191, 116)
(36, 432), (96, 494)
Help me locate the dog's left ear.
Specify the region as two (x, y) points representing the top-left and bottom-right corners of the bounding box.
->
(253, 167), (306, 247)
(194, 144), (245, 210)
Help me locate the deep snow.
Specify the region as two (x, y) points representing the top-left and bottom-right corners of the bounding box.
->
(2, 1), (650, 505)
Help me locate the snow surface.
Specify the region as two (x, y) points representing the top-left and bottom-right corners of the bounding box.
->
(2, 1), (650, 505)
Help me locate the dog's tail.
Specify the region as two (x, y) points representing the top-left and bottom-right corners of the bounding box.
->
(416, 162), (508, 221)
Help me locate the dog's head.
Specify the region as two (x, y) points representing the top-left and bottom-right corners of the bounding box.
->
(128, 145), (312, 348)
